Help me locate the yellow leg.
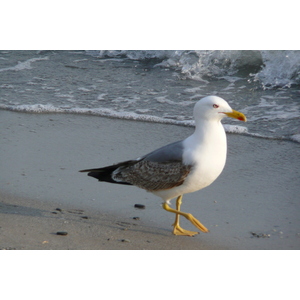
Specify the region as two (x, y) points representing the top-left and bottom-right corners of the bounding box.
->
(173, 195), (182, 233)
(172, 196), (199, 236)
(163, 196), (209, 236)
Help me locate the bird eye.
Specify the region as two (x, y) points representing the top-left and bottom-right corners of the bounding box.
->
(213, 104), (219, 108)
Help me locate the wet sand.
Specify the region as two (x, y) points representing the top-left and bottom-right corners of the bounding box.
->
(1, 110), (300, 250)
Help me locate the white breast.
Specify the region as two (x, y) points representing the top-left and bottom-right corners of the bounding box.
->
(183, 120), (227, 188)
(153, 121), (227, 202)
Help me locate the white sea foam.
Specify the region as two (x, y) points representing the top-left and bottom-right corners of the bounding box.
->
(254, 51), (300, 89)
(223, 124), (248, 134)
(0, 103), (247, 132)
(0, 56), (49, 72)
(97, 93), (107, 100)
(2, 104), (64, 113)
(290, 134), (300, 143)
(2, 103), (300, 143)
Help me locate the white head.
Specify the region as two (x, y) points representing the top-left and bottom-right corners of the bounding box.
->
(193, 95), (247, 123)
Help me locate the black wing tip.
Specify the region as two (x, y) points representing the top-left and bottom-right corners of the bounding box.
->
(79, 168), (102, 173)
(79, 167), (133, 186)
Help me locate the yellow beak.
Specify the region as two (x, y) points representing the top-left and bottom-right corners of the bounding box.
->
(224, 109), (247, 122)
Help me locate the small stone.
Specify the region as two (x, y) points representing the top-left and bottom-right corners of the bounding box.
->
(55, 208), (62, 212)
(133, 217), (140, 220)
(250, 232), (270, 238)
(121, 239), (130, 243)
(56, 231), (68, 236)
(81, 216), (89, 219)
(134, 204), (145, 209)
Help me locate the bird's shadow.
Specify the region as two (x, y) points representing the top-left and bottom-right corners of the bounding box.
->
(0, 202), (47, 218)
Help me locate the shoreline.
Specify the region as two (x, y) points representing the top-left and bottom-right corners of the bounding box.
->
(2, 106), (299, 144)
(1, 110), (300, 250)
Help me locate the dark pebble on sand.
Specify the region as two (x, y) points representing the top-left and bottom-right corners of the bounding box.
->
(56, 231), (68, 236)
(134, 204), (145, 209)
(250, 232), (270, 238)
(81, 216), (89, 219)
(133, 217), (140, 220)
(121, 239), (130, 243)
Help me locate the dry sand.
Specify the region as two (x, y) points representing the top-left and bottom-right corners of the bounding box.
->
(1, 110), (300, 250)
(0, 191), (224, 250)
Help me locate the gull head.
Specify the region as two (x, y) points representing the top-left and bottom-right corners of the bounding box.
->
(193, 95), (247, 123)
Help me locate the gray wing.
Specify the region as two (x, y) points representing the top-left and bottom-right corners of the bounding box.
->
(141, 140), (185, 163)
(112, 141), (192, 191)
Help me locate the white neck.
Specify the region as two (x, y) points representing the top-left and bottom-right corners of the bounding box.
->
(196, 117), (225, 141)
(183, 119), (227, 165)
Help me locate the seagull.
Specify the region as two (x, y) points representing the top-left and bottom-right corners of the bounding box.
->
(80, 95), (247, 236)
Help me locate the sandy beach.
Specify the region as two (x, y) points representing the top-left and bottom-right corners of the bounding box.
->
(1, 110), (300, 250)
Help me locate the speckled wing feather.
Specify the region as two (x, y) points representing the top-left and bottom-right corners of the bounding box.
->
(112, 160), (192, 191)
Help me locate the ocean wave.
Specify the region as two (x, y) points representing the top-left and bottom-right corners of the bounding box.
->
(86, 50), (300, 89)
(253, 51), (300, 89)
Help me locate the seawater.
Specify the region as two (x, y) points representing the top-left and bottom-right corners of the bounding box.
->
(0, 50), (299, 142)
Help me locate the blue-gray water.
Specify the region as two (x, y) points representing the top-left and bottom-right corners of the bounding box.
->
(1, 50), (299, 142)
